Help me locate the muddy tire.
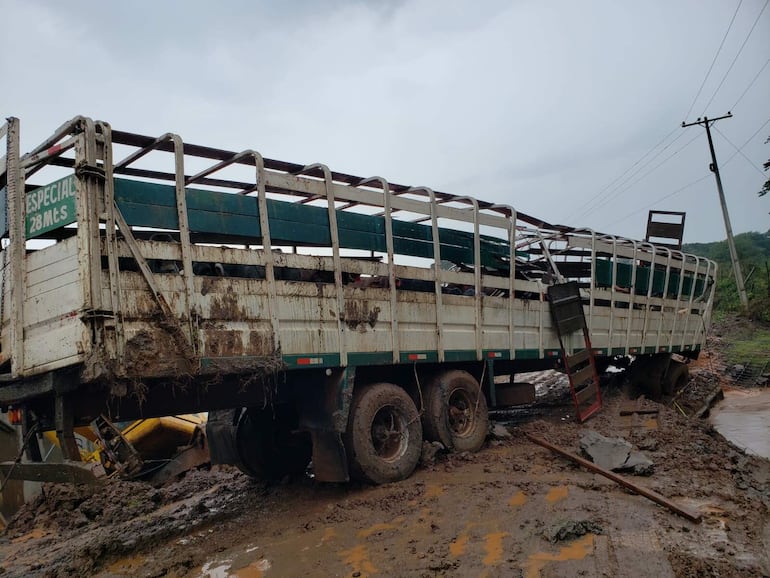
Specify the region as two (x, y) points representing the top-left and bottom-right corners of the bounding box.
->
(235, 406), (311, 480)
(423, 370), (489, 453)
(662, 361), (689, 396)
(344, 382), (422, 484)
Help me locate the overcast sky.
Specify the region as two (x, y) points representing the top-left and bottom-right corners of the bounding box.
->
(1, 0), (768, 243)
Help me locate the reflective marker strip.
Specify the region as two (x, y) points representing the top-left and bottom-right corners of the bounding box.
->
(408, 353), (427, 361)
(487, 351), (502, 358)
(297, 357), (323, 365)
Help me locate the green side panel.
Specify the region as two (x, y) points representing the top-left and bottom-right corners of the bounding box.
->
(615, 261), (633, 288)
(652, 269), (666, 295)
(611, 347), (626, 356)
(114, 179), (263, 238)
(26, 174), (77, 238)
(112, 177), (517, 267)
(444, 350), (477, 362)
(595, 259), (612, 287)
(484, 350), (511, 361)
(347, 351), (393, 366)
(644, 346), (656, 354)
(399, 351), (439, 363)
(514, 349), (540, 360)
(634, 266), (650, 294)
(282, 353), (342, 368)
(667, 273), (682, 298)
(658, 346), (669, 353)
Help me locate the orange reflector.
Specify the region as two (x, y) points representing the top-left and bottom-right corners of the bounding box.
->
(8, 408), (22, 425)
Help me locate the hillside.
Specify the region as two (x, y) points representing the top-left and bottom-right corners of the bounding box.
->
(683, 230), (770, 320)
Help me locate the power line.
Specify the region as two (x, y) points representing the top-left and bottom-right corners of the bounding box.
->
(571, 130), (697, 223)
(609, 175), (712, 228)
(604, 116), (770, 229)
(571, 130), (687, 221)
(701, 0), (770, 114)
(714, 125), (766, 175)
(559, 127), (679, 222)
(683, 0), (744, 121)
(731, 56), (770, 110)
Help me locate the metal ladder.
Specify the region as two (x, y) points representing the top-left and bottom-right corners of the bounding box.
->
(547, 282), (602, 422)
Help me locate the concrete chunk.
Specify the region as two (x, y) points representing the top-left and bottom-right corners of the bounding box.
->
(579, 430), (654, 476)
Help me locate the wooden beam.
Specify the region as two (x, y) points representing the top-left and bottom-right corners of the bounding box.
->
(526, 433), (702, 523)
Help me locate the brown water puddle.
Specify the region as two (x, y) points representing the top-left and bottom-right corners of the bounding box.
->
(710, 388), (770, 459)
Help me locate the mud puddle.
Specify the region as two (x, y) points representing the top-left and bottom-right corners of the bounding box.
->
(710, 388), (770, 459)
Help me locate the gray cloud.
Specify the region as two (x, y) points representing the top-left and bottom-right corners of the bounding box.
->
(1, 0), (768, 242)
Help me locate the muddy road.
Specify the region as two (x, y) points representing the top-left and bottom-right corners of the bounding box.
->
(2, 382), (769, 578)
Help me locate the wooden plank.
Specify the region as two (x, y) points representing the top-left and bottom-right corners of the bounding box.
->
(575, 384), (597, 405)
(567, 348), (590, 366)
(570, 365), (595, 387)
(526, 434), (702, 523)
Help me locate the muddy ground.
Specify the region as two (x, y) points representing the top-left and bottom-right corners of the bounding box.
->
(1, 321), (769, 577)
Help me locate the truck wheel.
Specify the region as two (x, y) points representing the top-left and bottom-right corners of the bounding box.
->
(344, 382), (422, 484)
(423, 370), (488, 453)
(236, 406), (311, 480)
(662, 361), (689, 396)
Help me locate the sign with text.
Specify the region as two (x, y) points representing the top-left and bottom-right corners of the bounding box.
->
(26, 174), (77, 238)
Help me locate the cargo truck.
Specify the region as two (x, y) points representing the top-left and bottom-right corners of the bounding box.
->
(0, 116), (716, 486)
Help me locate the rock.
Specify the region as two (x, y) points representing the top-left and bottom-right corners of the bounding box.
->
(580, 430), (654, 475)
(624, 451), (654, 476)
(420, 441), (444, 466)
(490, 423), (512, 440)
(544, 519), (603, 543)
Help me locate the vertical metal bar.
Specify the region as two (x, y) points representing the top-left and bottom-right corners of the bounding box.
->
(408, 187), (444, 362)
(74, 130), (93, 322)
(5, 118), (24, 377)
(655, 248), (673, 352)
(170, 135), (198, 354)
(680, 255), (700, 351)
(623, 240), (639, 356)
(98, 122), (125, 363)
(640, 242), (656, 350)
(186, 150), (281, 349)
(300, 164), (346, 366)
(608, 235), (618, 354)
(491, 204), (516, 359)
(55, 395), (81, 462)
(252, 152), (281, 345)
(668, 251), (687, 351)
(470, 200), (482, 359)
(359, 177), (399, 363)
(81, 118), (104, 316)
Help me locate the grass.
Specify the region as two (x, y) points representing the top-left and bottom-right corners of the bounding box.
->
(725, 326), (770, 365)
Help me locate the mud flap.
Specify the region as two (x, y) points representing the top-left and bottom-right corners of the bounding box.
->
(310, 430), (349, 482)
(205, 409), (242, 466)
(297, 367), (355, 483)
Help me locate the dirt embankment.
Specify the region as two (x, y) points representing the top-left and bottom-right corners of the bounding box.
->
(1, 319), (768, 577)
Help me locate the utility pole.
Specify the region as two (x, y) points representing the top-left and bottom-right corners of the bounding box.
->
(681, 112), (749, 311)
